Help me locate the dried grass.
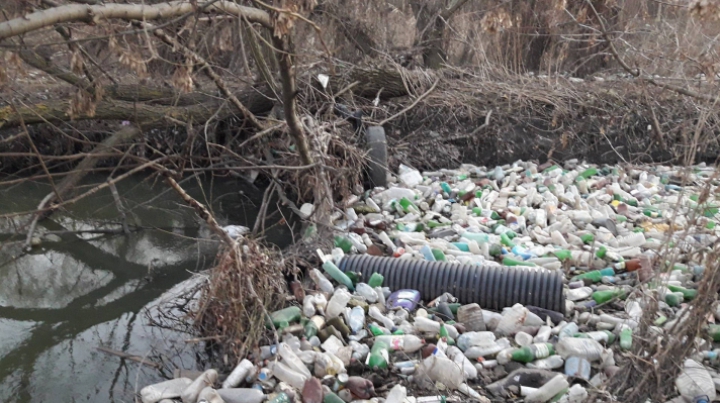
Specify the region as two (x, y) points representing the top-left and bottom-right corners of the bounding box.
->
(193, 240), (287, 366)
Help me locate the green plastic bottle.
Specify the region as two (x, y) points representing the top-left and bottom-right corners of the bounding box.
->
(367, 341), (389, 369)
(595, 246), (607, 259)
(368, 323), (385, 337)
(619, 327), (632, 350)
(510, 343), (555, 363)
(368, 273), (384, 288)
(666, 285), (697, 300)
(432, 249), (447, 262)
(461, 232), (490, 243)
(322, 260), (355, 291)
(471, 207), (482, 216)
(553, 249), (572, 261)
(573, 267), (615, 283)
(267, 306), (301, 329)
(708, 324), (720, 342)
(500, 233), (515, 247)
(664, 293), (681, 307)
(576, 167), (598, 181)
(580, 233), (595, 244)
(399, 197), (418, 213)
(334, 236), (353, 253)
(592, 288), (624, 304)
(323, 392), (345, 403)
(440, 182), (452, 194)
(502, 257), (536, 267)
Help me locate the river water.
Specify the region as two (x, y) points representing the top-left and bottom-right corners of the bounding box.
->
(0, 174), (293, 402)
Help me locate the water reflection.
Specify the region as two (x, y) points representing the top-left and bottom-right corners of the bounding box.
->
(0, 174), (291, 402)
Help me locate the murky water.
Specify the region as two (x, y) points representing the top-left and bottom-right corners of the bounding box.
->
(0, 174), (293, 402)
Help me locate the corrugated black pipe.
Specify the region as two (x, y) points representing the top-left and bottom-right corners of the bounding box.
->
(338, 254), (565, 314)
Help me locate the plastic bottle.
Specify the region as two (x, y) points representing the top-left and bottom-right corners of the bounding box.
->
(140, 378), (192, 403)
(197, 387), (224, 403)
(527, 355), (564, 370)
(302, 295), (317, 317)
(510, 343), (555, 363)
(375, 334), (425, 353)
(355, 283), (378, 303)
(447, 346), (478, 379)
(675, 359), (716, 402)
(278, 342), (311, 378)
(495, 304), (528, 335)
(321, 258), (355, 291)
(385, 384), (407, 403)
(217, 388), (266, 403)
(326, 288), (352, 319)
(348, 306), (366, 334)
(369, 305), (395, 329)
(181, 369), (218, 403)
(267, 361), (307, 390)
(414, 316), (441, 333)
(524, 374), (569, 403)
(619, 326), (632, 350)
(592, 288), (625, 304)
(222, 359), (254, 388)
(367, 272), (384, 287)
(457, 331), (496, 350)
(422, 354), (464, 389)
(309, 268), (334, 293)
(367, 340), (390, 370)
(555, 338), (605, 361)
(564, 356), (591, 380)
(267, 306), (301, 329)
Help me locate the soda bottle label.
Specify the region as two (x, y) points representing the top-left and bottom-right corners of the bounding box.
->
(390, 337), (404, 351)
(534, 343), (551, 358)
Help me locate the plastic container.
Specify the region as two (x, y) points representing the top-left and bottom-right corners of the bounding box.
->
(222, 359), (255, 389)
(140, 378), (192, 403)
(422, 354), (464, 389)
(457, 303), (486, 331)
(278, 342), (311, 378)
(217, 388), (266, 403)
(326, 288), (352, 319)
(556, 338), (605, 361)
(181, 369), (218, 403)
(267, 361), (307, 390)
(675, 359), (716, 402)
(524, 374), (569, 403)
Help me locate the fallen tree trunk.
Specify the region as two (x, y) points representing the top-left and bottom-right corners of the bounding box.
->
(0, 85), (274, 129)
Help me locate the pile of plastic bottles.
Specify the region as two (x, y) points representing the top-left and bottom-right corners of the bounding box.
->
(141, 160), (720, 403)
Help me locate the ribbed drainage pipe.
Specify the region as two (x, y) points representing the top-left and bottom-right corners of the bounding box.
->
(338, 254), (565, 314)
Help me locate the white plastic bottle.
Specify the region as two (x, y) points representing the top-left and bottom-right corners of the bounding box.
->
(302, 295), (317, 317)
(221, 359), (254, 388)
(385, 384), (407, 403)
(181, 369), (218, 403)
(375, 335), (425, 353)
(495, 304), (527, 336)
(457, 331), (496, 350)
(197, 387), (224, 403)
(267, 360), (307, 390)
(278, 343), (311, 378)
(140, 378), (192, 403)
(309, 269), (334, 293)
(217, 388), (266, 403)
(447, 346), (478, 379)
(369, 306), (395, 329)
(527, 355), (564, 370)
(422, 354), (464, 389)
(555, 338), (605, 361)
(326, 288), (351, 319)
(348, 306), (366, 334)
(355, 283), (378, 303)
(675, 359), (716, 402)
(414, 316), (441, 333)
(524, 374), (569, 402)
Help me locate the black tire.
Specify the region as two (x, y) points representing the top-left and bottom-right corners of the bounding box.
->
(365, 126), (388, 188)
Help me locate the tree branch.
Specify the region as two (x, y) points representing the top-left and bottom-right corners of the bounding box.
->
(0, 1), (271, 41)
(272, 35), (313, 165)
(137, 21), (265, 130)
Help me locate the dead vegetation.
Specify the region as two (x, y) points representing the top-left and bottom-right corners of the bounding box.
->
(2, 0), (720, 387)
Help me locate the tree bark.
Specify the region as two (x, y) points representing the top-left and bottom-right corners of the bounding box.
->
(0, 85), (275, 129)
(0, 1), (271, 41)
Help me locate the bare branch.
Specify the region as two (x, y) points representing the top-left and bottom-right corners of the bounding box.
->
(0, 1), (271, 41)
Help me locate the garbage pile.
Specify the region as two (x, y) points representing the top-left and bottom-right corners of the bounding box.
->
(141, 160), (720, 403)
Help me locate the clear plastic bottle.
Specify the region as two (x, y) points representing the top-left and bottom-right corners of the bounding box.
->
(369, 306), (395, 329)
(675, 359), (716, 402)
(615, 232), (646, 247)
(222, 358), (254, 388)
(422, 354), (464, 390)
(414, 316), (441, 333)
(267, 361), (307, 390)
(309, 269), (334, 293)
(375, 335), (425, 353)
(355, 283), (378, 303)
(524, 374), (569, 403)
(348, 306), (366, 334)
(349, 341), (369, 362)
(198, 387), (224, 403)
(527, 355), (564, 370)
(385, 384), (407, 403)
(534, 326), (552, 343)
(457, 331), (496, 351)
(278, 342), (311, 378)
(302, 294), (316, 317)
(447, 346), (477, 379)
(140, 378), (192, 403)
(181, 369), (218, 403)
(217, 388), (266, 403)
(555, 337), (605, 361)
(495, 304), (527, 335)
(326, 288), (352, 319)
